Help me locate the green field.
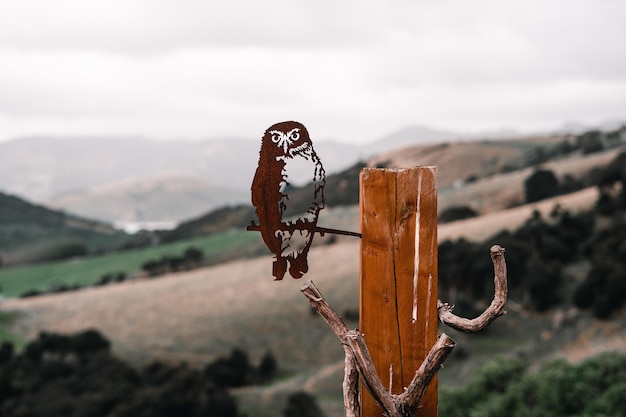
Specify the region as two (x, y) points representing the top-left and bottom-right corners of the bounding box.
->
(0, 311), (24, 348)
(0, 230), (262, 298)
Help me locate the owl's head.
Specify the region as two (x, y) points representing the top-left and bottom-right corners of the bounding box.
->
(262, 121), (311, 156)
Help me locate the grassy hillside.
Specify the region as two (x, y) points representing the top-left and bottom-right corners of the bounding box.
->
(2, 127), (626, 417)
(4, 152), (626, 416)
(163, 127), (625, 243)
(51, 173), (249, 224)
(0, 191), (138, 266)
(0, 229), (262, 298)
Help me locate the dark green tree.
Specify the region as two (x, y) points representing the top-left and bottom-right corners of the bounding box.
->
(577, 129), (604, 154)
(283, 391), (326, 417)
(524, 169), (559, 203)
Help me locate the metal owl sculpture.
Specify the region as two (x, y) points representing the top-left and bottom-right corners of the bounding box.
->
(250, 121), (326, 280)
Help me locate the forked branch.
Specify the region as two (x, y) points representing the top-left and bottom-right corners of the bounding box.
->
(302, 281), (455, 417)
(301, 281), (359, 417)
(301, 246), (508, 417)
(437, 245), (508, 333)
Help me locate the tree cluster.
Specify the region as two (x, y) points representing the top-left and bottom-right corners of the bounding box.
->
(141, 247), (205, 277)
(439, 206), (593, 314)
(283, 391), (327, 417)
(574, 224), (626, 318)
(439, 205), (479, 224)
(0, 330), (279, 417)
(441, 150), (626, 318)
(476, 126), (625, 182)
(19, 272), (127, 299)
(19, 247), (206, 299)
(440, 352), (626, 417)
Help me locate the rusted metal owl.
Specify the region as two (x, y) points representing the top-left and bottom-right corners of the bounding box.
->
(251, 121), (325, 280)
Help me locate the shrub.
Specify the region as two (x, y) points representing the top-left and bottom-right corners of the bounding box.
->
(257, 350), (278, 382)
(577, 130), (604, 154)
(40, 241), (88, 262)
(0, 331), (242, 417)
(283, 391), (326, 417)
(439, 206), (479, 223)
(524, 169), (559, 203)
(440, 352), (626, 417)
(183, 247), (204, 264)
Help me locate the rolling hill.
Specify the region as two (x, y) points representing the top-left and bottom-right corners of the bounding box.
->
(2, 126), (626, 417)
(0, 136), (366, 224)
(4, 186), (626, 417)
(159, 127), (624, 243)
(50, 173), (249, 225)
(0, 124), (530, 225)
(0, 191), (134, 266)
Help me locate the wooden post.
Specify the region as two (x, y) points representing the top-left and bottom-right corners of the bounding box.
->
(359, 167), (439, 417)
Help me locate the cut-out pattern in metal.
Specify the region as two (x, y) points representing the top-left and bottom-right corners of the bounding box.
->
(248, 121), (359, 280)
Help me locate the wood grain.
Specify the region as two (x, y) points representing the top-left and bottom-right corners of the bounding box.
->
(360, 167), (438, 417)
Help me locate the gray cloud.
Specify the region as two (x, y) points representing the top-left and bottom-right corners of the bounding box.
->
(0, 0), (624, 143)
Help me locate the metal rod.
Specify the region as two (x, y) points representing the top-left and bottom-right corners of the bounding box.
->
(246, 221), (361, 238)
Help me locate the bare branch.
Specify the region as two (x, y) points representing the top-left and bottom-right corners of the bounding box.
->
(344, 331), (397, 416)
(301, 280), (350, 336)
(303, 280), (458, 417)
(342, 351), (360, 417)
(398, 333), (456, 414)
(438, 244), (508, 333)
(301, 280), (359, 417)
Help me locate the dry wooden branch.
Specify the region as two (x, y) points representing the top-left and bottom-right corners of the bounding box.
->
(301, 280), (359, 417)
(437, 244), (508, 333)
(396, 333), (456, 415)
(344, 331), (455, 417)
(344, 331), (397, 415)
(302, 280), (456, 417)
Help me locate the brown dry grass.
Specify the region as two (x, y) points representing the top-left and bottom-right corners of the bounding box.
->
(3, 144), (623, 417)
(3, 241), (360, 370)
(2, 183), (600, 371)
(376, 142), (624, 215)
(558, 314), (626, 363)
(439, 186), (599, 242)
(370, 141), (526, 188)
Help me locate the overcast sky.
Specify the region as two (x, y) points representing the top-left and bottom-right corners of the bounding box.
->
(1, 0), (625, 144)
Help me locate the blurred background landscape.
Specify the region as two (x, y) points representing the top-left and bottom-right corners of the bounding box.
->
(2, 1), (626, 416)
(2, 125), (626, 416)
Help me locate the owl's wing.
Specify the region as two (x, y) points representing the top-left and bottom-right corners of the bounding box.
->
(311, 152), (326, 211)
(252, 153), (287, 256)
(251, 164), (264, 209)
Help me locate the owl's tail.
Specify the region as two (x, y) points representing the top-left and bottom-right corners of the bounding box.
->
(273, 257), (288, 280)
(288, 254), (309, 279)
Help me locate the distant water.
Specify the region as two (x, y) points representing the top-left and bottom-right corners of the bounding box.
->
(113, 220), (177, 234)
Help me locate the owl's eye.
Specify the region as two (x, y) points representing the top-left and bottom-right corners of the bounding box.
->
(271, 133), (281, 143)
(289, 130), (300, 141)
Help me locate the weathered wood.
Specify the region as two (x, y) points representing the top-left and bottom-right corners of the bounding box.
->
(359, 167), (438, 417)
(437, 245), (508, 333)
(302, 167), (508, 417)
(301, 280), (359, 417)
(302, 280), (454, 417)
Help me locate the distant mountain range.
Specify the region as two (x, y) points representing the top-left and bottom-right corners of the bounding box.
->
(2, 121), (621, 225)
(0, 191), (133, 265)
(49, 173), (249, 225)
(0, 125), (464, 224)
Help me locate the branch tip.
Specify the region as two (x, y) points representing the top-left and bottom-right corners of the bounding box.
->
(438, 244), (508, 333)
